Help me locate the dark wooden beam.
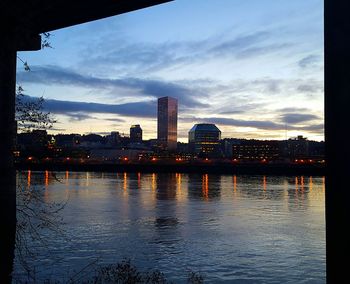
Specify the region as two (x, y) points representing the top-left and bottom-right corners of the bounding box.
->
(324, 0), (350, 283)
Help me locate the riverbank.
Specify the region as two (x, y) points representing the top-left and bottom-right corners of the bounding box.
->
(15, 162), (326, 176)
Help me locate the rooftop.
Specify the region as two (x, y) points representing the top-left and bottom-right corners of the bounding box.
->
(189, 123), (221, 133)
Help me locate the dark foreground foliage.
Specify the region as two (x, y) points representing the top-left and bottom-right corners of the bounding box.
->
(15, 259), (204, 284)
(87, 260), (167, 284)
(85, 260), (203, 284)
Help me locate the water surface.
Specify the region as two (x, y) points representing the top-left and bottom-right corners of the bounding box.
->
(14, 171), (325, 283)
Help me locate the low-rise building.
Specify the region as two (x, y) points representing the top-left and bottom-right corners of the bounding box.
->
(232, 140), (280, 162)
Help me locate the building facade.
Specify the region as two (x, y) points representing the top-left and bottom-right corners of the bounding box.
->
(157, 96), (178, 151)
(287, 135), (309, 158)
(232, 140), (280, 161)
(188, 123), (221, 157)
(130, 125), (142, 143)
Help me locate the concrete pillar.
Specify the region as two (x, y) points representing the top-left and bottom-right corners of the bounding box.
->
(325, 1), (350, 283)
(0, 35), (17, 283)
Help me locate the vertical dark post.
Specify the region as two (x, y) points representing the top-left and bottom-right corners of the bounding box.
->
(325, 1), (350, 283)
(0, 34), (17, 283)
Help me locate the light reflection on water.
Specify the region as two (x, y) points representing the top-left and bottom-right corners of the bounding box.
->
(15, 171), (325, 283)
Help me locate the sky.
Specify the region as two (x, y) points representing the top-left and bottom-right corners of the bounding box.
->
(17, 0), (324, 142)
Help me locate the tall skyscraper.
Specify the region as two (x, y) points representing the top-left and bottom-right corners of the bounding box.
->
(157, 96), (178, 151)
(130, 124), (142, 143)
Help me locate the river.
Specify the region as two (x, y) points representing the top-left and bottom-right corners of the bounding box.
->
(13, 171), (325, 283)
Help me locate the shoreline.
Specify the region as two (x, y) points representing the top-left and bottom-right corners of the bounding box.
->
(15, 162), (326, 176)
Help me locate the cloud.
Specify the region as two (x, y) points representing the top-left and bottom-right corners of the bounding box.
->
(89, 131), (112, 136)
(64, 113), (126, 123)
(280, 113), (320, 124)
(300, 124), (324, 131)
(21, 95), (156, 118)
(209, 31), (270, 54)
(46, 99), (156, 118)
(250, 78), (283, 94)
(216, 101), (268, 116)
(221, 78), (323, 97)
(103, 117), (126, 122)
(48, 127), (66, 132)
(207, 117), (283, 130)
(296, 82), (323, 94)
(180, 116), (323, 132)
(298, 55), (321, 69)
(219, 110), (246, 115)
(236, 43), (292, 59)
(181, 116), (283, 130)
(66, 113), (97, 122)
(18, 66), (324, 130)
(78, 29), (293, 75)
(278, 107), (310, 113)
(84, 41), (182, 73)
(17, 65), (209, 109)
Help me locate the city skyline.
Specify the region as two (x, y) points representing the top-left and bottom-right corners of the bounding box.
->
(17, 0), (324, 142)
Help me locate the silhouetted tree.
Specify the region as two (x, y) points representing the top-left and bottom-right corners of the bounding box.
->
(16, 88), (56, 132)
(15, 181), (66, 281)
(16, 35), (55, 133)
(0, 33), (56, 283)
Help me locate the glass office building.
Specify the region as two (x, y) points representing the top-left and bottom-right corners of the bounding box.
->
(189, 123), (221, 157)
(157, 96), (178, 151)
